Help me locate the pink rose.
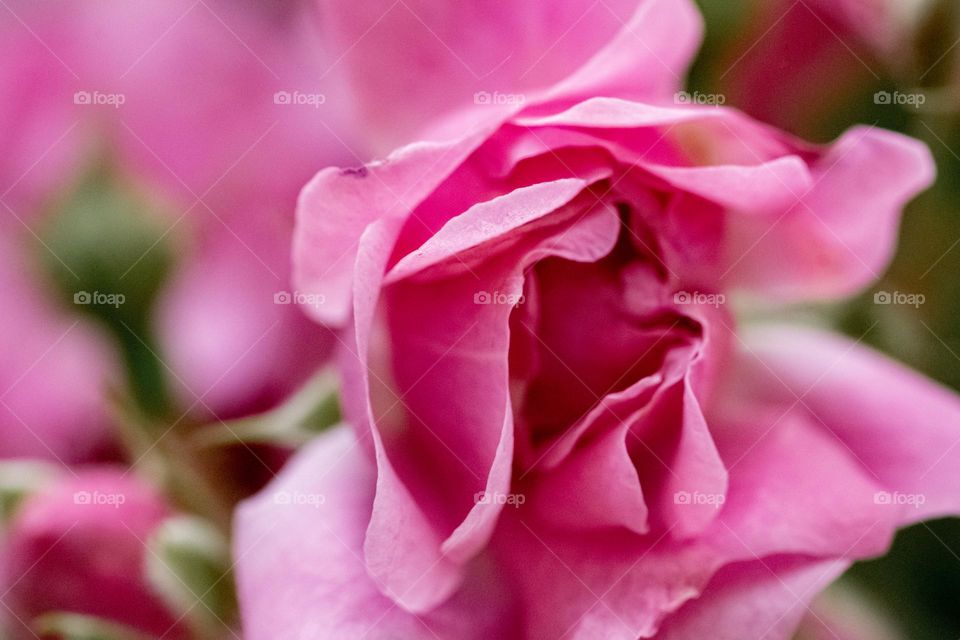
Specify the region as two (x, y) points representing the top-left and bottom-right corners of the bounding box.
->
(0, 2), (86, 220)
(800, 0), (930, 58)
(0, 235), (117, 463)
(105, 0), (351, 418)
(719, 0), (931, 134)
(232, 0), (955, 638)
(315, 0), (692, 152)
(1, 0), (355, 209)
(0, 0), (353, 420)
(155, 204), (335, 419)
(1, 469), (187, 639)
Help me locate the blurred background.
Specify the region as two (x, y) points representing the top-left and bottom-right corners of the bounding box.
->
(0, 0), (958, 638)
(693, 1), (960, 637)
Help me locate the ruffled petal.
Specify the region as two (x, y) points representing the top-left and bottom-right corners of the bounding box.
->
(233, 426), (514, 639)
(738, 324), (960, 523)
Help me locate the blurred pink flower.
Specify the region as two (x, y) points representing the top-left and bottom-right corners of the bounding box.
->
(0, 236), (117, 463)
(315, 0), (681, 151)
(721, 0), (931, 134)
(156, 206), (334, 419)
(0, 0), (355, 422)
(0, 3), (85, 221)
(803, 0), (930, 59)
(233, 0), (956, 638)
(112, 0), (352, 418)
(1, 469), (186, 639)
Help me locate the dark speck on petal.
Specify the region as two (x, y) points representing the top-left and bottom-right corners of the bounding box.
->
(340, 166), (369, 178)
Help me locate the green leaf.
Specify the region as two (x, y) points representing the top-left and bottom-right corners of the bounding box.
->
(32, 612), (150, 640)
(0, 461), (58, 524)
(145, 516), (237, 639)
(190, 369), (341, 449)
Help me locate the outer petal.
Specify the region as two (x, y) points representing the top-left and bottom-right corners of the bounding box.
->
(319, 0), (702, 150)
(721, 126), (935, 301)
(359, 196), (620, 612)
(518, 100), (934, 300)
(656, 557), (850, 640)
(233, 426), (514, 640)
(293, 130), (493, 327)
(498, 388), (904, 639)
(708, 411), (896, 560)
(738, 324), (960, 523)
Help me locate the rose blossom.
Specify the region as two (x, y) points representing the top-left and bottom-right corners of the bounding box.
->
(720, 0), (933, 134)
(0, 235), (117, 463)
(234, 0), (956, 638)
(0, 0), (353, 422)
(1, 469), (187, 639)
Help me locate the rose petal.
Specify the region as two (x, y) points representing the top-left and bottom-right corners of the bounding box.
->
(657, 557), (850, 640)
(360, 199), (620, 611)
(319, 0), (701, 149)
(233, 426), (513, 639)
(294, 131), (494, 327)
(739, 324), (960, 523)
